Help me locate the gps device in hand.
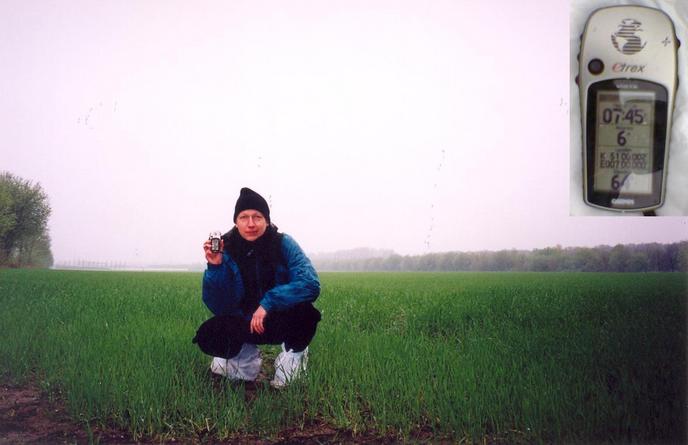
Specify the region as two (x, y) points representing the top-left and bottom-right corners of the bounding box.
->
(578, 6), (679, 212)
(209, 231), (222, 253)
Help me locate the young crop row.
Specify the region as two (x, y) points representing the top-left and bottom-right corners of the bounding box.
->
(0, 269), (685, 442)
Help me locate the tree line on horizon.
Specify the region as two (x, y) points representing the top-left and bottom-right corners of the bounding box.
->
(2, 170), (686, 274)
(312, 242), (688, 273)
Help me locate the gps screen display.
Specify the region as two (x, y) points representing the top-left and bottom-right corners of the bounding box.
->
(593, 90), (655, 195)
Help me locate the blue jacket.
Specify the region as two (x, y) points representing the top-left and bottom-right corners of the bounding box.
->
(202, 233), (320, 317)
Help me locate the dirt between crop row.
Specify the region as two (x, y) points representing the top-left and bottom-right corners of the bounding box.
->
(0, 379), (437, 444)
(0, 382), (129, 444)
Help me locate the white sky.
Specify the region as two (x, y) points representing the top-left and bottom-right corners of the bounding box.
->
(1, 0), (686, 265)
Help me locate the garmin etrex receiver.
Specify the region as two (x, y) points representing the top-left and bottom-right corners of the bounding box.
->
(578, 6), (679, 212)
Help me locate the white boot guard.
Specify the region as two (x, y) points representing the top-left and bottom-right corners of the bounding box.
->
(210, 343), (262, 381)
(270, 344), (308, 388)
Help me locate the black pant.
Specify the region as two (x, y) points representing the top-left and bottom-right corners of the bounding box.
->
(193, 303), (321, 359)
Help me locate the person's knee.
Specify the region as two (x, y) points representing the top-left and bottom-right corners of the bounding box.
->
(284, 304), (321, 351)
(291, 302), (321, 326)
(192, 314), (246, 358)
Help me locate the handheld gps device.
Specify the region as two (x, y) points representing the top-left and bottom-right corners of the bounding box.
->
(578, 6), (679, 212)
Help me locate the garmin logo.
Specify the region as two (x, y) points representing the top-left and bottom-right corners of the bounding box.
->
(611, 18), (647, 55)
(612, 63), (645, 73)
(612, 198), (635, 205)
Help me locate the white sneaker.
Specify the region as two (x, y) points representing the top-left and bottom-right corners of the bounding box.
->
(270, 344), (308, 388)
(210, 343), (262, 381)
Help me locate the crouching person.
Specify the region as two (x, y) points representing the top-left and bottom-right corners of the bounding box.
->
(193, 187), (321, 388)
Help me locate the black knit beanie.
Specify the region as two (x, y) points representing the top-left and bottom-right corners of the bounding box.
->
(233, 187), (270, 223)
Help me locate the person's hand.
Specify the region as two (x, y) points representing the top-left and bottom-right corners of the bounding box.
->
(250, 305), (267, 335)
(203, 239), (224, 265)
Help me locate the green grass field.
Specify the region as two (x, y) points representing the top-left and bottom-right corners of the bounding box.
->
(0, 270), (685, 443)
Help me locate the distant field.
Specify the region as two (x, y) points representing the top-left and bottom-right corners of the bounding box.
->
(0, 270), (685, 443)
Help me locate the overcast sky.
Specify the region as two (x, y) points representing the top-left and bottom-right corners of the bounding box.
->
(1, 0), (686, 265)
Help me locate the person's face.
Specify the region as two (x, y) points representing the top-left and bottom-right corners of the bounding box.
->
(235, 209), (267, 241)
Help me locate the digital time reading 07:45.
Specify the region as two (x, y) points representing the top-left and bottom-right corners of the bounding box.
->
(577, 6), (679, 213)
